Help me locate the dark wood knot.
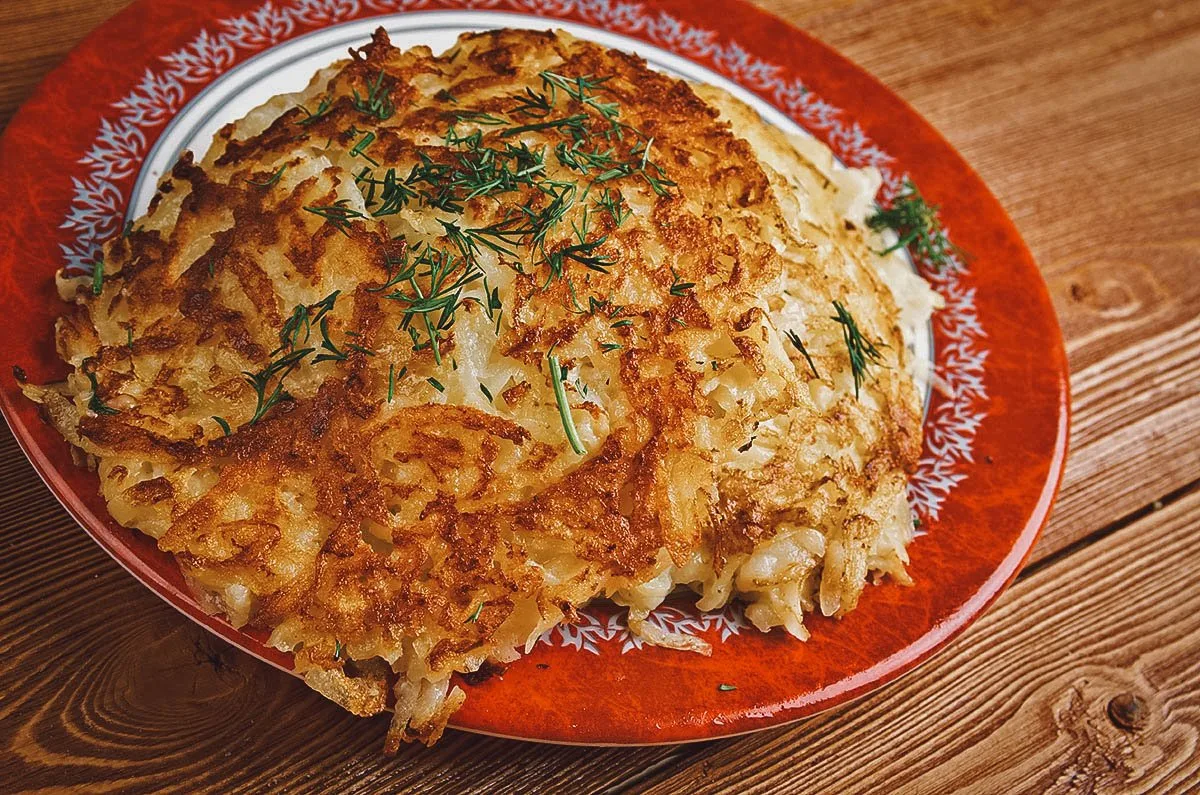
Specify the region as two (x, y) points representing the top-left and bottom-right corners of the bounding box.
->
(1106, 693), (1149, 731)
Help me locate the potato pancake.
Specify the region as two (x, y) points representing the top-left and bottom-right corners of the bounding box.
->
(23, 28), (939, 748)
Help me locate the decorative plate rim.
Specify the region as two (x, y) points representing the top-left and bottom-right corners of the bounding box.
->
(0, 0), (1069, 745)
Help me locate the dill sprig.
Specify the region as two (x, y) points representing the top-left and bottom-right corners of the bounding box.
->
(349, 131), (380, 166)
(241, 291), (344, 426)
(867, 179), (964, 270)
(669, 269), (695, 297)
(275, 290), (338, 355)
(303, 200), (365, 236)
(242, 347), (313, 425)
(351, 70), (395, 121)
(830, 301), (885, 398)
(91, 258), (105, 296)
(510, 86), (553, 118)
(84, 368), (118, 415)
(382, 241), (484, 366)
(312, 317), (350, 363)
(594, 187), (631, 226)
(355, 166), (419, 217)
(296, 95), (334, 126)
(539, 71), (621, 133)
(548, 352), (586, 455)
(500, 113), (591, 139)
(245, 164), (287, 188)
(784, 330), (820, 378)
(453, 110), (509, 126)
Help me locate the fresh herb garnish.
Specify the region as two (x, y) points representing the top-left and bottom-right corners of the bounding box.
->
(245, 164), (287, 188)
(238, 291), (351, 425)
(867, 178), (964, 270)
(831, 301), (885, 398)
(784, 330), (820, 379)
(382, 241), (483, 366)
(92, 258), (105, 296)
(312, 317), (349, 363)
(593, 187), (631, 226)
(242, 346), (313, 425)
(212, 416), (232, 436)
(296, 95), (334, 126)
(351, 70), (394, 121)
(84, 368), (118, 415)
(718, 683), (737, 692)
(548, 352), (586, 455)
(349, 131), (380, 166)
(466, 603), (483, 623)
(479, 383), (493, 403)
(427, 376), (445, 392)
(303, 201), (365, 236)
(669, 269), (695, 297)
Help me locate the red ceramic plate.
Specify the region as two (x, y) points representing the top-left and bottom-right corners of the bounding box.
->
(0, 0), (1068, 744)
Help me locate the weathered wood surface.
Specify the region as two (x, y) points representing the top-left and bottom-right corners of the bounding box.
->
(638, 487), (1200, 795)
(1, 0), (1197, 792)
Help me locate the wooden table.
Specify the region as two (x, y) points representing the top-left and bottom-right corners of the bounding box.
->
(2, 0), (1197, 791)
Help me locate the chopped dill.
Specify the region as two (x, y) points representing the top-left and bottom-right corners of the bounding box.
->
(351, 70), (395, 121)
(303, 201), (365, 236)
(245, 164), (287, 188)
(92, 258), (104, 295)
(669, 269), (695, 297)
(831, 300), (886, 399)
(212, 416), (232, 436)
(427, 376), (445, 392)
(867, 178), (964, 270)
(296, 95), (333, 126)
(349, 131), (380, 166)
(84, 368), (118, 415)
(548, 353), (586, 455)
(784, 330), (820, 379)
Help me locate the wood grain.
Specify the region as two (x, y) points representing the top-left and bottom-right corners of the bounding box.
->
(636, 486), (1200, 795)
(0, 0), (1198, 791)
(0, 0), (134, 129)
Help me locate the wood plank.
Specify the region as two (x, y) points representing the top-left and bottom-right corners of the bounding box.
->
(0, 0), (134, 130)
(636, 485), (1200, 795)
(0, 0), (1197, 791)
